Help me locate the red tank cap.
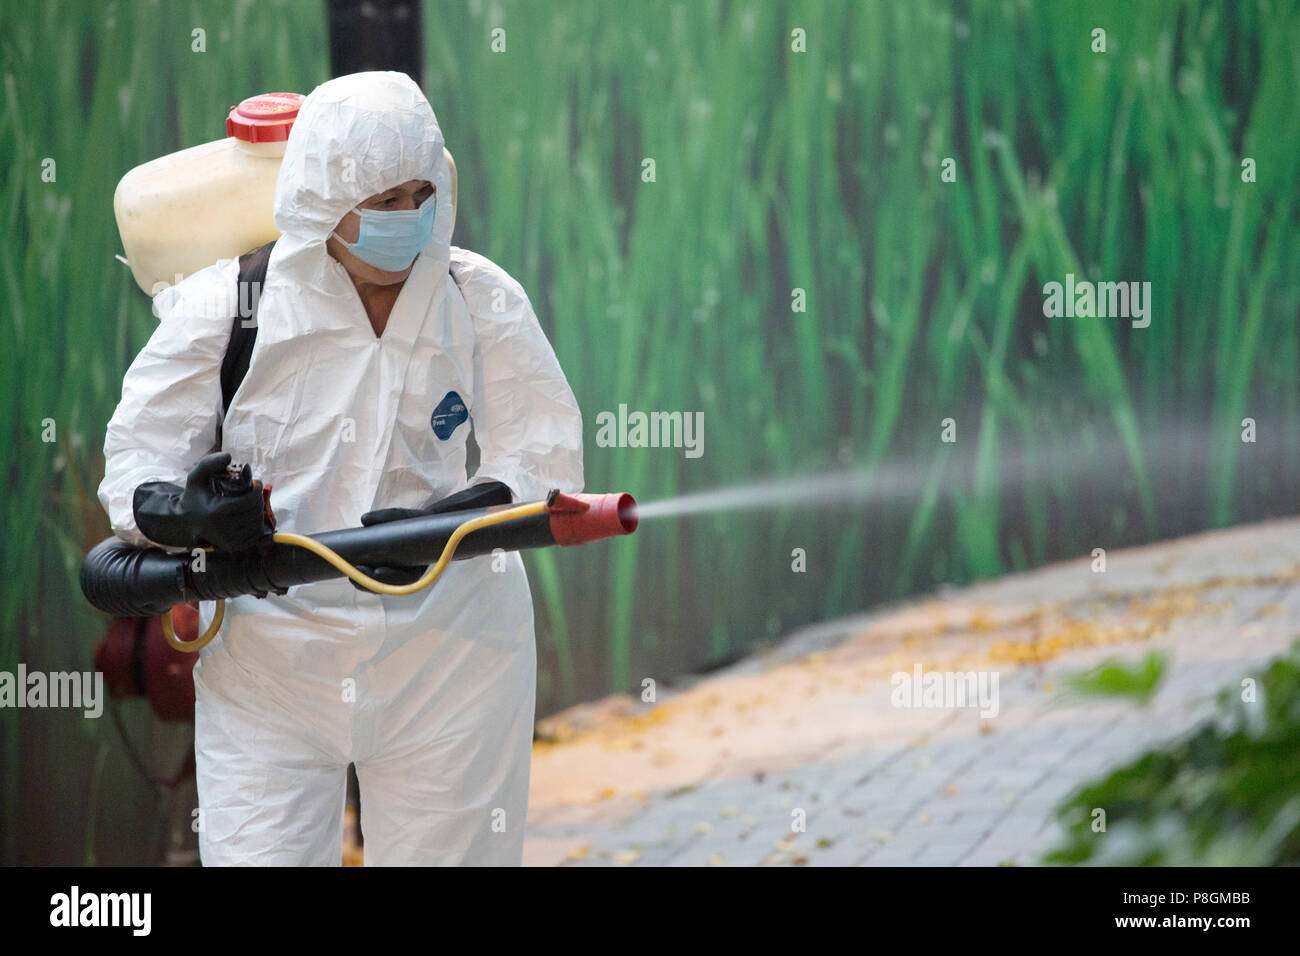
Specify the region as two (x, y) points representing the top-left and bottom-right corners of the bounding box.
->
(226, 92), (305, 143)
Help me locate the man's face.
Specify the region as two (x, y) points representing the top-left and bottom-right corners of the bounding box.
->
(328, 179), (436, 285)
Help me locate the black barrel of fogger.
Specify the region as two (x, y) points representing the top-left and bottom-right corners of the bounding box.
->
(81, 491), (637, 618)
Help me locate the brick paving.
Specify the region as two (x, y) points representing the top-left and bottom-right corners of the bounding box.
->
(522, 519), (1300, 866)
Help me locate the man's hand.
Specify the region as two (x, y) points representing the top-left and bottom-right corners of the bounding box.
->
(359, 480), (512, 527)
(350, 480), (512, 592)
(133, 452), (269, 552)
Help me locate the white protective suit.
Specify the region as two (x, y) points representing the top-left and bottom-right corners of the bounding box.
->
(97, 72), (584, 865)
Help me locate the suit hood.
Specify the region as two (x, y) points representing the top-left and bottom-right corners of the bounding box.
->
(273, 71), (452, 250)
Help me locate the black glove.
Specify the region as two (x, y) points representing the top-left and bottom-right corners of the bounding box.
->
(358, 480), (513, 527)
(133, 452), (269, 552)
(350, 481), (513, 591)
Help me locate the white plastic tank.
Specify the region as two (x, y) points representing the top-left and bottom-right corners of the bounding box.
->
(114, 92), (306, 296)
(115, 91), (460, 297)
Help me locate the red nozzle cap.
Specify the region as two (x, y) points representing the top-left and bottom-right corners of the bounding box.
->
(548, 492), (638, 545)
(226, 92), (305, 143)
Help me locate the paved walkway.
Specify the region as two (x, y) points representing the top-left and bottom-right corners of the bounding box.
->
(522, 519), (1300, 866)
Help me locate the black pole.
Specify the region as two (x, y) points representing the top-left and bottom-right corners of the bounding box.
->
(326, 0), (424, 85)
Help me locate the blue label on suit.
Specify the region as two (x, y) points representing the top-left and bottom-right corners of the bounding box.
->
(431, 390), (469, 440)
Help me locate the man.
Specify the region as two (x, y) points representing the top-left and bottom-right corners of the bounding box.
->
(97, 72), (584, 865)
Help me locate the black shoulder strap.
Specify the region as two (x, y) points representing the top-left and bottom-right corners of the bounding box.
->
(220, 240), (276, 416)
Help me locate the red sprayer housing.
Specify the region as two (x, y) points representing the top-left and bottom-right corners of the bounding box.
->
(94, 604), (199, 721)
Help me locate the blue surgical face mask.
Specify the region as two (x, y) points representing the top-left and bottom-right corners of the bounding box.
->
(332, 192), (437, 272)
